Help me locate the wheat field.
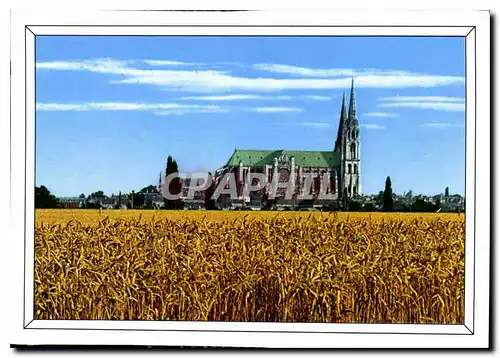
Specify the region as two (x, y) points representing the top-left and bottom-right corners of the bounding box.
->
(35, 209), (465, 323)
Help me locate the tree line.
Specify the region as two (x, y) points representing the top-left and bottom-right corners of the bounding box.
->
(35, 154), (211, 210)
(343, 176), (450, 213)
(35, 162), (455, 213)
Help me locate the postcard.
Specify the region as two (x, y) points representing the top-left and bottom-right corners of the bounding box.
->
(8, 9), (490, 349)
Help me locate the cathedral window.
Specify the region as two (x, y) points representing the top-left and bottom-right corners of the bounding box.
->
(348, 164), (352, 174)
(354, 164), (358, 174)
(314, 176), (321, 193)
(350, 143), (356, 159)
(352, 129), (356, 139)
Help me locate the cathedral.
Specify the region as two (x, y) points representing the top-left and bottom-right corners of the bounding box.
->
(213, 79), (361, 208)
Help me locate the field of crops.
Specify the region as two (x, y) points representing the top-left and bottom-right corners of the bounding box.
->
(35, 209), (465, 323)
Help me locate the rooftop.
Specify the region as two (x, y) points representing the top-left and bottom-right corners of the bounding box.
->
(225, 149), (340, 168)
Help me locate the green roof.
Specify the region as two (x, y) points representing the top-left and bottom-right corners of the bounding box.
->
(225, 149), (339, 168)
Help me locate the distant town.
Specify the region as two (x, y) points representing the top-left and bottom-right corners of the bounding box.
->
(38, 180), (465, 213)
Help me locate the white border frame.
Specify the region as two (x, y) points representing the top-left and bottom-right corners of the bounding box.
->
(9, 10), (490, 348)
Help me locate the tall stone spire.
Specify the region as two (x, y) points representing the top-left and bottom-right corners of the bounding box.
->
(348, 77), (357, 121)
(335, 90), (347, 152)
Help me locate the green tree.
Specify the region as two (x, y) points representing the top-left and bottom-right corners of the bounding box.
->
(164, 156), (183, 210)
(435, 198), (442, 211)
(348, 200), (362, 211)
(130, 190), (145, 208)
(445, 186), (450, 197)
(376, 190), (384, 207)
(35, 185), (59, 208)
(140, 185), (157, 193)
(261, 192), (277, 210)
(342, 188), (349, 210)
(89, 190), (105, 199)
(114, 191), (122, 209)
(383, 176), (394, 212)
(411, 199), (436, 212)
(362, 202), (377, 212)
(204, 172), (217, 210)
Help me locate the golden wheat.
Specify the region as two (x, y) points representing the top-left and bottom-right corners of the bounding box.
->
(34, 209), (465, 323)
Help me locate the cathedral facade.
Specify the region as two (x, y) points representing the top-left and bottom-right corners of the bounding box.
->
(214, 80), (361, 208)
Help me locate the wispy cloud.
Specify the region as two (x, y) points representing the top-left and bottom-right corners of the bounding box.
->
(35, 103), (90, 111)
(36, 102), (222, 113)
(144, 59), (204, 66)
(421, 122), (464, 129)
(178, 94), (330, 101)
(302, 95), (332, 101)
(252, 64), (464, 89)
(36, 102), (307, 116)
(36, 58), (465, 93)
(380, 96), (464, 103)
(362, 112), (400, 118)
(379, 102), (465, 112)
(378, 96), (465, 112)
(246, 107), (304, 113)
(179, 94), (292, 101)
(253, 63), (353, 77)
(361, 124), (386, 130)
(36, 58), (135, 74)
(155, 108), (229, 116)
(112, 71), (465, 92)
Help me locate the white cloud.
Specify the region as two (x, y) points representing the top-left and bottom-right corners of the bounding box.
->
(35, 102), (306, 116)
(361, 124), (385, 130)
(378, 95), (465, 112)
(144, 60), (204, 66)
(421, 122), (464, 129)
(155, 108), (229, 116)
(36, 58), (135, 75)
(380, 96), (464, 103)
(362, 112), (400, 118)
(35, 103), (89, 111)
(114, 73), (464, 92)
(253, 63), (353, 77)
(36, 102), (222, 112)
(379, 102), (465, 112)
(36, 59), (229, 89)
(36, 58), (465, 93)
(179, 94), (292, 101)
(252, 64), (464, 89)
(179, 94), (331, 101)
(246, 107), (304, 113)
(302, 95), (332, 101)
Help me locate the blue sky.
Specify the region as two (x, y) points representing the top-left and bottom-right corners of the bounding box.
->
(35, 36), (465, 197)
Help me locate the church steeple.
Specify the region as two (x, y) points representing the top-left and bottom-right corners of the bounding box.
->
(335, 90), (347, 152)
(338, 77), (362, 202)
(348, 77), (357, 121)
